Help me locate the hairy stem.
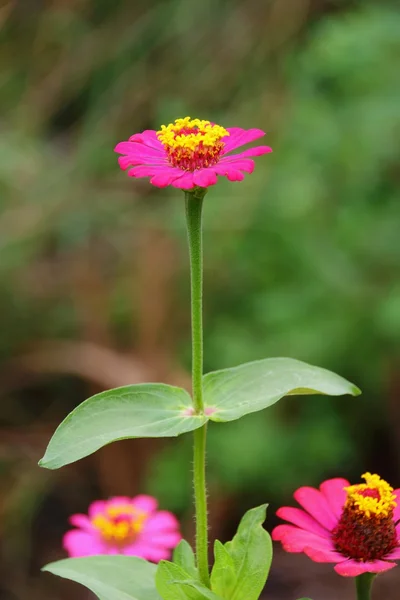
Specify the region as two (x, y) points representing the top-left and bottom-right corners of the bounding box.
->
(185, 190), (205, 414)
(185, 189), (210, 586)
(193, 424), (209, 585)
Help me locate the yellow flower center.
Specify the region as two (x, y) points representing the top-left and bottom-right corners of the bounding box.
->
(345, 472), (397, 518)
(92, 503), (147, 546)
(156, 117), (229, 171)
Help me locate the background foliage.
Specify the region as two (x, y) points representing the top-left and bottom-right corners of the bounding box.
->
(0, 1), (399, 599)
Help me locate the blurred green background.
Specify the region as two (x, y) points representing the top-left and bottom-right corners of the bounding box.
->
(0, 0), (399, 598)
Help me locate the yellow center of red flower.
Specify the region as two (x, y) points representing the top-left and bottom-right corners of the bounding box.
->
(157, 117), (229, 171)
(92, 504), (147, 546)
(333, 473), (398, 561)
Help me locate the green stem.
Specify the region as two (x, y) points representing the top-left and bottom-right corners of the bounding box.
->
(193, 425), (209, 586)
(185, 190), (205, 414)
(356, 573), (375, 600)
(185, 189), (210, 587)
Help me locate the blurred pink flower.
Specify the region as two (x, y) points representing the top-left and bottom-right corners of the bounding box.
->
(63, 495), (181, 562)
(272, 473), (400, 577)
(114, 116), (272, 189)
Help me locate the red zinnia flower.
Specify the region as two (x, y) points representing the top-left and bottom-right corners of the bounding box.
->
(272, 473), (400, 577)
(114, 116), (272, 189)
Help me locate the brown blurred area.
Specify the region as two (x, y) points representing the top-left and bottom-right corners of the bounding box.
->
(0, 0), (399, 599)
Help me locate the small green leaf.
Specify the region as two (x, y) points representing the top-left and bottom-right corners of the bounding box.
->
(156, 561), (221, 600)
(203, 357), (361, 422)
(210, 540), (237, 598)
(173, 540), (198, 579)
(42, 555), (160, 600)
(39, 383), (206, 469)
(223, 505), (272, 600)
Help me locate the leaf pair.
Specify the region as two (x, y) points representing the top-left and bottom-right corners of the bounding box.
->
(156, 504), (271, 600)
(39, 357), (360, 470)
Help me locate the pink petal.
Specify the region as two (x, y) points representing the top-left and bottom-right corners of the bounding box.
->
(226, 170), (245, 182)
(129, 129), (158, 140)
(106, 496), (133, 508)
(118, 541), (148, 559)
(223, 146), (272, 160)
(131, 494), (158, 515)
(222, 128), (266, 153)
(335, 559), (396, 577)
(129, 130), (164, 152)
(319, 478), (349, 519)
(272, 524), (297, 541)
(192, 168), (218, 187)
(143, 531), (182, 547)
(122, 541), (171, 562)
(127, 165), (175, 178)
(170, 172), (196, 189)
(63, 530), (105, 557)
(217, 158), (255, 174)
(118, 154), (166, 169)
(276, 506), (331, 537)
(212, 163), (246, 182)
(114, 141), (164, 159)
(272, 525), (334, 553)
(303, 545), (347, 564)
(69, 514), (95, 532)
(118, 157), (163, 169)
(294, 486), (338, 530)
(150, 169), (185, 188)
(88, 500), (107, 519)
(118, 156), (141, 171)
(386, 546), (400, 560)
(143, 510), (180, 533)
(118, 156), (133, 170)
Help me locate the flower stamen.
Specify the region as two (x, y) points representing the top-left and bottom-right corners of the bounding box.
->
(157, 116), (229, 171)
(332, 473), (398, 561)
(92, 503), (148, 547)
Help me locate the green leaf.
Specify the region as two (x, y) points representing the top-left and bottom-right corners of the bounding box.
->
(42, 555), (161, 600)
(176, 580), (222, 600)
(223, 505), (272, 600)
(39, 383), (206, 470)
(173, 540), (198, 579)
(210, 540), (237, 598)
(203, 357), (361, 422)
(156, 561), (221, 600)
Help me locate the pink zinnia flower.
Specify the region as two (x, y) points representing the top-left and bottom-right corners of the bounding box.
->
(114, 116), (272, 189)
(63, 495), (181, 563)
(272, 473), (400, 577)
